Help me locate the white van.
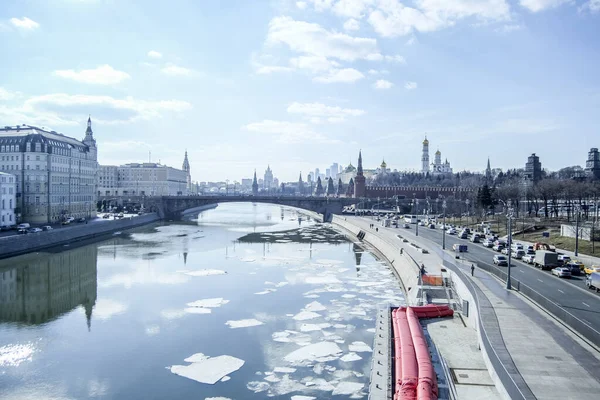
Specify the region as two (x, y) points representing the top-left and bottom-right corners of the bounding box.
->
(17, 223), (30, 229)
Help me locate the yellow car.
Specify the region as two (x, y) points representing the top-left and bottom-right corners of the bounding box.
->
(570, 260), (585, 270)
(584, 265), (600, 275)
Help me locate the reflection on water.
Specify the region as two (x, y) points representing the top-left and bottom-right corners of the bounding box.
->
(0, 203), (403, 400)
(0, 247), (97, 327)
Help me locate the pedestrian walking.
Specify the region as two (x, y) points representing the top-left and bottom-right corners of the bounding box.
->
(471, 264), (475, 276)
(420, 264), (425, 275)
(400, 248), (404, 255)
(376, 227), (379, 232)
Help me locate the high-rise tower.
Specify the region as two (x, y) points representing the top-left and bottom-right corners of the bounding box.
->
(82, 115), (97, 160)
(182, 150), (191, 193)
(354, 150), (366, 198)
(421, 135), (430, 174)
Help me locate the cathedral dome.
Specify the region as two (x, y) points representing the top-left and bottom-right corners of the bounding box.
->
(345, 163), (356, 173)
(380, 159), (387, 169)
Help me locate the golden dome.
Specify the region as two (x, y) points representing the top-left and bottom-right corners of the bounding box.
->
(423, 135), (429, 145)
(381, 159), (387, 168)
(435, 149), (441, 155)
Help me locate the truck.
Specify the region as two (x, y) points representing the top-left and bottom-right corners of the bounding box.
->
(586, 272), (600, 293)
(534, 250), (559, 271)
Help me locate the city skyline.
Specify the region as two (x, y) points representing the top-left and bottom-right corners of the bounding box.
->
(0, 1), (599, 181)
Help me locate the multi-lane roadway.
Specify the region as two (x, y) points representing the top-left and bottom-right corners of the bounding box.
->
(397, 220), (600, 331)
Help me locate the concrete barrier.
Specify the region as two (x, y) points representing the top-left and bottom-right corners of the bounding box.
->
(0, 213), (160, 259)
(332, 216), (421, 304)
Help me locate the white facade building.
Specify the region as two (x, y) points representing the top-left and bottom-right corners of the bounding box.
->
(0, 118), (98, 224)
(0, 172), (16, 227)
(98, 159), (190, 197)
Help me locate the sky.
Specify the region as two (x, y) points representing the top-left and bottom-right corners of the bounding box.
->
(0, 0), (599, 183)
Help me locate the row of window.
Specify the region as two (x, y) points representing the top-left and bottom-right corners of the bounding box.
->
(1, 213), (14, 222)
(2, 199), (14, 209)
(1, 187), (14, 194)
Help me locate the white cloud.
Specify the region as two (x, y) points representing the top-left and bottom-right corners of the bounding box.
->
(343, 18), (361, 30)
(385, 54), (406, 63)
(405, 81), (418, 90)
(495, 24), (522, 33)
(161, 64), (194, 76)
(266, 16), (380, 62)
(373, 79), (394, 89)
(296, 1), (308, 9)
(519, 0), (571, 12)
(290, 55), (340, 72)
(244, 119), (339, 144)
(93, 299), (128, 320)
(54, 65), (130, 85)
(147, 50), (162, 58)
(405, 36), (417, 45)
(368, 0), (511, 37)
(313, 67), (365, 83)
(0, 93), (192, 128)
(287, 102), (365, 123)
(0, 87), (19, 101)
(332, 0), (376, 18)
(306, 0), (336, 12)
(256, 65), (295, 74)
(581, 0), (600, 12)
(368, 69), (379, 74)
(9, 17), (39, 31)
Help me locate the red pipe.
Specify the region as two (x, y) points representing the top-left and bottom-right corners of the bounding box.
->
(397, 308), (418, 400)
(407, 307), (438, 400)
(392, 309), (404, 396)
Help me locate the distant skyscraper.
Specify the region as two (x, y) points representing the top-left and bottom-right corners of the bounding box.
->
(354, 150), (366, 198)
(586, 148), (600, 180)
(264, 165), (274, 190)
(307, 172), (313, 183)
(182, 150), (191, 192)
(421, 135), (430, 174)
(315, 168), (320, 181)
(330, 162), (339, 180)
(326, 168), (331, 179)
(525, 153), (542, 184)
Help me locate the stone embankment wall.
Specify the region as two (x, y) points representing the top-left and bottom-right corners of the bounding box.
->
(331, 216), (420, 304)
(0, 213), (160, 259)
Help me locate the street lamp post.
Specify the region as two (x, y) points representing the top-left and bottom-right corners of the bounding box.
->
(466, 199), (470, 227)
(416, 198), (420, 237)
(575, 205), (581, 257)
(442, 199), (447, 250)
(506, 200), (514, 290)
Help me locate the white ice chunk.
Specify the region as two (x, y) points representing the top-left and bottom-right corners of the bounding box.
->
(304, 294), (320, 299)
(255, 289), (277, 295)
(187, 298), (229, 308)
(170, 355), (244, 384)
(284, 342), (342, 363)
(225, 319), (264, 329)
(342, 294), (357, 299)
(291, 396), (316, 400)
(273, 367), (296, 374)
(366, 328), (376, 333)
(348, 341), (373, 353)
(306, 276), (341, 285)
(332, 381), (364, 396)
(340, 352), (362, 362)
(184, 353), (209, 363)
(316, 259), (345, 265)
(246, 381), (270, 393)
(293, 311), (321, 321)
(240, 257), (256, 262)
(220, 376), (230, 382)
(184, 269), (227, 277)
(264, 374), (281, 383)
(304, 301), (326, 312)
(205, 397), (232, 400)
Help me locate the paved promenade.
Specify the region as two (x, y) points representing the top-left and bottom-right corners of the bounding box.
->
(341, 216), (600, 400)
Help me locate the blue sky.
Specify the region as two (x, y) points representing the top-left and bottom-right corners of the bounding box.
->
(1, 0), (599, 182)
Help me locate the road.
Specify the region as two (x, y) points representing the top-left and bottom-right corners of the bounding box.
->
(390, 219), (600, 331)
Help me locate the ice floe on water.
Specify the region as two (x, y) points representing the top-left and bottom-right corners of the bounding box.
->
(183, 269), (227, 277)
(348, 341), (373, 353)
(187, 298), (229, 309)
(340, 352), (363, 362)
(184, 307), (212, 315)
(333, 381), (365, 396)
(292, 311), (321, 321)
(284, 342), (342, 364)
(303, 301), (326, 312)
(255, 288), (277, 295)
(170, 354), (244, 384)
(225, 319), (264, 329)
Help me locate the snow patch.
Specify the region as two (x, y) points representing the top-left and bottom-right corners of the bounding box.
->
(225, 319), (264, 329)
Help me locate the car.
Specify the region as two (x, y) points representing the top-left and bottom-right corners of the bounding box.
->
(493, 244), (505, 252)
(557, 254), (572, 265)
(403, 223), (410, 229)
(418, 221), (425, 226)
(67, 217), (75, 222)
(551, 267), (571, 278)
(428, 224), (435, 229)
(501, 248), (510, 255)
(77, 217), (86, 223)
(102, 214), (111, 219)
(458, 232), (468, 239)
(28, 227), (42, 233)
(61, 220), (71, 225)
(17, 228), (29, 234)
(522, 254), (535, 264)
(584, 265), (600, 275)
(482, 239), (494, 248)
(564, 262), (582, 276)
(493, 255), (508, 266)
(470, 234), (481, 243)
(512, 250), (526, 260)
(17, 223), (31, 230)
(42, 226), (53, 231)
(447, 228), (457, 235)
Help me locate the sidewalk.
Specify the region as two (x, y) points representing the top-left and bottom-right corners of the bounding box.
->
(346, 216), (600, 399)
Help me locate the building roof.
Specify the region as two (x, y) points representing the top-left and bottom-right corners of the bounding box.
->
(0, 125), (88, 151)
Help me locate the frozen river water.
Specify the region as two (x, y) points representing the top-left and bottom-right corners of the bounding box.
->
(0, 203), (404, 400)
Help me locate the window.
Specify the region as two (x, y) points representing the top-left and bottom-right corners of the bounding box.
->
(36, 155), (40, 161)
(35, 143), (41, 152)
(26, 143), (31, 152)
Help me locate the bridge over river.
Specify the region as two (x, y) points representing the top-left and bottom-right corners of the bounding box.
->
(141, 195), (356, 221)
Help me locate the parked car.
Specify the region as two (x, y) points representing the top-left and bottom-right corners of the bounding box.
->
(61, 220), (71, 225)
(102, 214), (111, 219)
(512, 250), (526, 260)
(493, 244), (505, 252)
(557, 254), (572, 265)
(41, 226), (53, 231)
(482, 239), (494, 248)
(403, 223), (410, 229)
(17, 228), (29, 234)
(17, 223), (31, 230)
(551, 267), (571, 278)
(493, 255), (508, 266)
(522, 254), (535, 264)
(28, 227), (42, 233)
(77, 217), (86, 223)
(428, 223), (435, 229)
(586, 272), (600, 292)
(67, 217), (75, 222)
(584, 265), (600, 275)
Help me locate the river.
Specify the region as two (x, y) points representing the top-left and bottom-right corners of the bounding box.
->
(0, 203), (404, 400)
